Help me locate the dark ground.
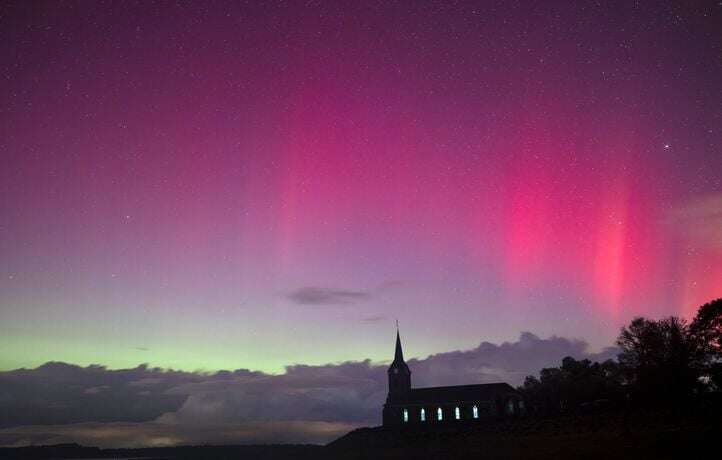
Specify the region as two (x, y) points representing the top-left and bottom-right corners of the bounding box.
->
(1, 408), (720, 459)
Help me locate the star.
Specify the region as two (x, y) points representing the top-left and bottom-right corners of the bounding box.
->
(664, 143), (671, 150)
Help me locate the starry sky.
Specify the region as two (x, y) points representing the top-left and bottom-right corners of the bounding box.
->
(1, 0), (721, 375)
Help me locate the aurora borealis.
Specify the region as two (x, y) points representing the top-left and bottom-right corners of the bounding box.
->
(2, 0), (721, 380)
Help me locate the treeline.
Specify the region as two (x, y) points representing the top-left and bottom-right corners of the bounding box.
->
(520, 298), (722, 415)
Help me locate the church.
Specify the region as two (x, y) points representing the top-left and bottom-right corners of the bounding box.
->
(382, 328), (524, 426)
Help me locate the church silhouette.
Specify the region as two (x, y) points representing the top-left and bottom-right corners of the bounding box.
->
(383, 328), (524, 426)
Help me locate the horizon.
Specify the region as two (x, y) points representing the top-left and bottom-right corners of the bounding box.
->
(0, 329), (620, 447)
(0, 328), (617, 374)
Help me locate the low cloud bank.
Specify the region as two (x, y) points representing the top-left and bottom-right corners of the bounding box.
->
(0, 333), (617, 447)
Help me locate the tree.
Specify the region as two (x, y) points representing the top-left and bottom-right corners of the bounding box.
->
(689, 298), (722, 390)
(519, 357), (623, 415)
(616, 316), (699, 403)
(521, 299), (722, 415)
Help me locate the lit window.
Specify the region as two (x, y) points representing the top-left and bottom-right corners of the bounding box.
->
(403, 408), (409, 422)
(507, 400), (514, 414)
(455, 406), (461, 420)
(437, 407), (443, 421)
(420, 408), (426, 422)
(473, 404), (479, 419)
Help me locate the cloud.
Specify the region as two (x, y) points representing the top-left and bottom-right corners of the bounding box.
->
(0, 362), (203, 429)
(361, 315), (386, 323)
(287, 287), (371, 305)
(0, 333), (619, 447)
(406, 332), (618, 388)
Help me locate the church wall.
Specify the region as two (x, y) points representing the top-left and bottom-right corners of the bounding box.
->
(383, 398), (523, 426)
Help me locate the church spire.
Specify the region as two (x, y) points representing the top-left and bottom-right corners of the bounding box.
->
(387, 320), (411, 401)
(394, 321), (404, 363)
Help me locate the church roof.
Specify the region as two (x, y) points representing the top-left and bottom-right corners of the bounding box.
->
(397, 383), (518, 404)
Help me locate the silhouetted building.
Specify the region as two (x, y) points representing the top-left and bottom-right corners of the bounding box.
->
(382, 328), (524, 426)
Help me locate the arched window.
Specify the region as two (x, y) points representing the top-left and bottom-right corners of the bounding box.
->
(403, 408), (409, 422)
(437, 407), (443, 421)
(454, 406), (461, 420)
(420, 408), (426, 422)
(472, 404), (479, 419)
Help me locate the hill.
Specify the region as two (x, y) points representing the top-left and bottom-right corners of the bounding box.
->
(1, 408), (720, 459)
(327, 408), (720, 459)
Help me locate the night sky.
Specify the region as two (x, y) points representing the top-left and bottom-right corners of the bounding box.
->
(1, 1), (721, 443)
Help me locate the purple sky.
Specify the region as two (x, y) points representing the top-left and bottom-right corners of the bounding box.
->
(1, 0), (721, 376)
(1, 0), (721, 449)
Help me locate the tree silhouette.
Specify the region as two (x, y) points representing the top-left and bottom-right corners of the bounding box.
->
(520, 357), (623, 415)
(689, 298), (722, 390)
(616, 316), (699, 403)
(521, 299), (722, 413)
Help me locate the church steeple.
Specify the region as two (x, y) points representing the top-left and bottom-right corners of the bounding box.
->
(394, 329), (404, 363)
(387, 322), (411, 401)
(393, 322), (405, 363)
